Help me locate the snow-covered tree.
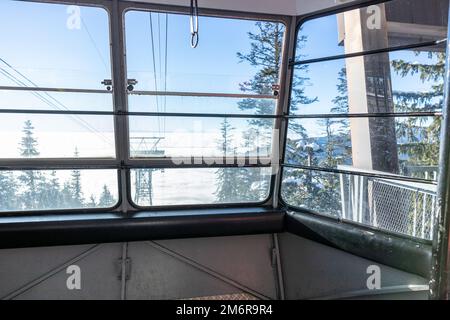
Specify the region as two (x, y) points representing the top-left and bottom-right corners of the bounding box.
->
(98, 184), (115, 207)
(18, 120), (42, 209)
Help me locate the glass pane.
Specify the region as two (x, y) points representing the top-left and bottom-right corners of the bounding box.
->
(131, 168), (272, 206)
(297, 0), (448, 61)
(0, 1), (111, 89)
(281, 167), (436, 240)
(0, 90), (113, 111)
(129, 116), (274, 158)
(125, 11), (285, 94)
(0, 114), (115, 158)
(286, 116), (440, 180)
(291, 48), (445, 115)
(128, 95), (277, 115)
(0, 169), (118, 212)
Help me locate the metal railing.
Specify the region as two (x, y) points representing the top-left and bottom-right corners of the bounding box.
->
(339, 166), (437, 240)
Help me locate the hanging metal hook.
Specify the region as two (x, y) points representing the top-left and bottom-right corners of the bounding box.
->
(190, 0), (199, 48)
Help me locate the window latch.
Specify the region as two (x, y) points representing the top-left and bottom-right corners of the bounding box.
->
(127, 79), (138, 92)
(101, 79), (113, 91)
(272, 84), (280, 97)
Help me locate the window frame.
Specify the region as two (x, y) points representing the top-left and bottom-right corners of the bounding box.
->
(0, 0), (121, 215)
(279, 0), (445, 242)
(120, 2), (290, 211)
(0, 0), (293, 215)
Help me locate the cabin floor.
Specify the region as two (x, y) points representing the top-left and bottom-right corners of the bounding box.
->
(0, 233), (428, 300)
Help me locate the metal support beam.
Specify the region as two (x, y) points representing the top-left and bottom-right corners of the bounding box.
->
(129, 90), (276, 100)
(0, 85), (110, 94)
(430, 0), (450, 300)
(111, 0), (134, 214)
(272, 16), (297, 208)
(271, 234), (285, 300)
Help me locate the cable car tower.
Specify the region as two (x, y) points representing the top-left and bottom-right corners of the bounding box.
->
(131, 137), (165, 205)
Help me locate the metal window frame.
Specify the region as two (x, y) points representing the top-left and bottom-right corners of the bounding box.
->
(278, 0), (447, 241)
(0, 0), (293, 214)
(430, 0), (450, 300)
(118, 0), (292, 211)
(0, 0), (121, 216)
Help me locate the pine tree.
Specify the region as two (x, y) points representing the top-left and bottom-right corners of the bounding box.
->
(87, 195), (97, 208)
(284, 67), (351, 212)
(330, 67), (352, 164)
(50, 171), (63, 208)
(217, 119), (234, 156)
(98, 184), (115, 207)
(315, 119), (343, 215)
(18, 120), (41, 210)
(61, 182), (75, 208)
(19, 120), (39, 158)
(391, 52), (443, 176)
(241, 130), (269, 202)
(237, 22), (315, 139)
(237, 22), (283, 131)
(331, 68), (349, 115)
(314, 67), (351, 215)
(36, 171), (62, 209)
(214, 119), (242, 202)
(0, 171), (17, 211)
(69, 147), (84, 207)
(236, 23), (317, 206)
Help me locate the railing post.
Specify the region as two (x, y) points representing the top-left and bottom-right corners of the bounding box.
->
(413, 190), (418, 238)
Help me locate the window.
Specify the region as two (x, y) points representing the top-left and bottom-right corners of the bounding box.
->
(0, 1), (119, 212)
(0, 1), (285, 213)
(124, 10), (284, 207)
(281, 0), (447, 240)
(131, 168), (272, 207)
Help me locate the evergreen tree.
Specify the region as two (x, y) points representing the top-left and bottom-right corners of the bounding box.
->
(69, 148), (84, 207)
(391, 52), (443, 176)
(237, 22), (315, 140)
(98, 184), (115, 207)
(236, 23), (317, 206)
(237, 22), (283, 131)
(15, 121), (66, 211)
(314, 119), (344, 215)
(61, 182), (75, 208)
(241, 130), (269, 201)
(214, 119), (242, 202)
(331, 68), (349, 115)
(36, 171), (62, 209)
(314, 67), (351, 215)
(19, 120), (39, 158)
(284, 67), (351, 212)
(329, 67), (352, 165)
(87, 195), (97, 208)
(217, 119), (234, 156)
(49, 171), (63, 208)
(0, 171), (17, 211)
(18, 120), (42, 210)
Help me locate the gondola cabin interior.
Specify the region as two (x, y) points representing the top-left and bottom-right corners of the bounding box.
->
(0, 0), (450, 300)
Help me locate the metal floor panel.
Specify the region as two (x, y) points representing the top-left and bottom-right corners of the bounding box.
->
(0, 244), (96, 298)
(278, 233), (429, 300)
(10, 243), (123, 300)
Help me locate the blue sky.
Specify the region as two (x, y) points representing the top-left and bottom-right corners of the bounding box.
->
(0, 1), (278, 158)
(0, 1), (442, 156)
